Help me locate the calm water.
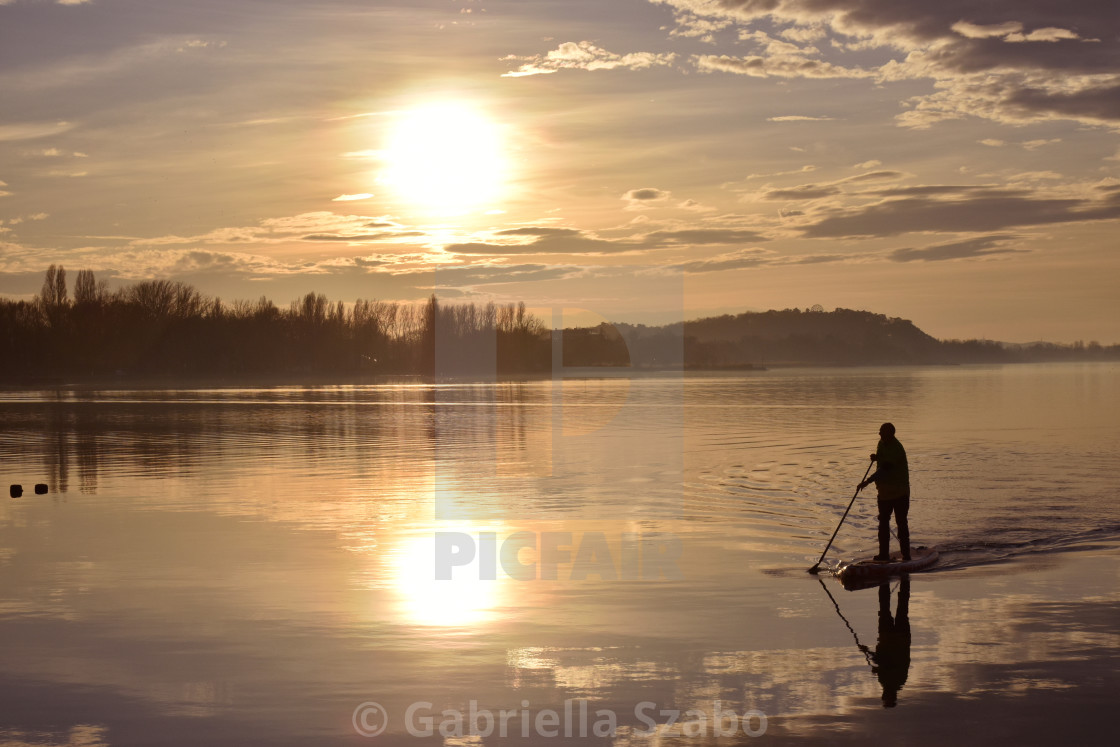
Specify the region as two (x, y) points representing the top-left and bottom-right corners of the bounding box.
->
(1, 364), (1118, 745)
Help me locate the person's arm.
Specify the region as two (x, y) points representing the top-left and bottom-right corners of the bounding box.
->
(859, 456), (896, 490)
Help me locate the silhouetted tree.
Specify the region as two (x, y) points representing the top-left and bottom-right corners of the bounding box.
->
(2, 267), (1117, 383)
(40, 265), (68, 310)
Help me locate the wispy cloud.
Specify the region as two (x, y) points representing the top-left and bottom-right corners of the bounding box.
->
(756, 170), (905, 201)
(115, 212), (421, 252)
(444, 224), (770, 257)
(0, 121), (74, 142)
(694, 53), (873, 79)
(889, 234), (1026, 262)
(744, 165), (817, 180)
(768, 115), (834, 122)
(672, 248), (775, 273)
(800, 186), (1120, 238)
(502, 41), (676, 77)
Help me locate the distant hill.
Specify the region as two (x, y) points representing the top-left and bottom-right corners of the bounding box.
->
(682, 307), (942, 367)
(571, 308), (1120, 369)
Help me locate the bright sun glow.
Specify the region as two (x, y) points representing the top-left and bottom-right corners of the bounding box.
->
(390, 531), (507, 628)
(380, 102), (507, 214)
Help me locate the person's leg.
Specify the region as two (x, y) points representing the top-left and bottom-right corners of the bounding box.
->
(878, 581), (892, 625)
(895, 494), (910, 560)
(897, 575), (910, 628)
(876, 500), (892, 559)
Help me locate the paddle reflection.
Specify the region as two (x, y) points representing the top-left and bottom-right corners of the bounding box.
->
(865, 576), (911, 707)
(820, 574), (914, 708)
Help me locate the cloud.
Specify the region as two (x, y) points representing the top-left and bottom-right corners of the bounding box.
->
(668, 245), (865, 274)
(0, 243), (589, 305)
(0, 35), (230, 94)
(842, 170), (905, 183)
(951, 21), (1024, 40)
(871, 185), (992, 197)
(0, 121), (74, 142)
(665, 12), (733, 42)
(1005, 28), (1083, 43)
(502, 42), (676, 77)
(695, 27), (876, 79)
(427, 264), (577, 287)
(800, 187), (1120, 238)
(168, 250), (280, 274)
(768, 115), (834, 122)
(649, 0), (1120, 127)
(694, 53), (873, 79)
(301, 232), (423, 243)
(672, 248), (775, 273)
(332, 193), (374, 202)
(625, 188), (670, 201)
(340, 150), (383, 159)
(495, 227), (582, 238)
(447, 232), (634, 256)
(758, 170), (904, 200)
(745, 165), (816, 179)
(678, 199), (715, 212)
(645, 228), (769, 244)
(623, 187), (671, 208)
(888, 234), (1027, 262)
(116, 212), (421, 252)
(762, 184), (840, 201)
(174, 39), (228, 53)
(780, 24), (828, 43)
(1003, 82), (1120, 123)
(445, 225), (769, 257)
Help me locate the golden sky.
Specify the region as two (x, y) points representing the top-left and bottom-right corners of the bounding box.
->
(1, 0), (1118, 342)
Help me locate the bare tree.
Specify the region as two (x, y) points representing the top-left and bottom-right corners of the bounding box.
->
(73, 269), (104, 305)
(40, 265), (69, 309)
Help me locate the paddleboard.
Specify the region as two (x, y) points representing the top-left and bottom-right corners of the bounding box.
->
(836, 545), (938, 583)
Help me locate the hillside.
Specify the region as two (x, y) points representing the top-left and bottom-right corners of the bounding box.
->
(589, 308), (1119, 369)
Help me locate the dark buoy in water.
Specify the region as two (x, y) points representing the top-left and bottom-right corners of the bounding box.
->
(10, 484), (22, 498)
(34, 484), (48, 495)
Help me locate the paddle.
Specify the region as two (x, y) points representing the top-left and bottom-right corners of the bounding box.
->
(807, 458), (874, 574)
(815, 577), (874, 666)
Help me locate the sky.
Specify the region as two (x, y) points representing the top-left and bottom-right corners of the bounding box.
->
(1, 0), (1118, 343)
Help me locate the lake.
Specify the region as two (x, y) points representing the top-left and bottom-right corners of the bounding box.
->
(1, 363), (1118, 745)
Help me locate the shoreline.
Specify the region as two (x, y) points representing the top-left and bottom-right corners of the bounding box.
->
(3, 359), (1115, 390)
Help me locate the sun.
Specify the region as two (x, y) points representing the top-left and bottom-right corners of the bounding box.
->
(379, 102), (508, 215)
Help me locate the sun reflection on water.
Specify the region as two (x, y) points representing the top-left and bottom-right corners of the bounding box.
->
(389, 527), (509, 628)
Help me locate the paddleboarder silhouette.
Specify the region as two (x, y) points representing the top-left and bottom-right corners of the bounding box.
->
(858, 422), (910, 562)
(860, 576), (911, 707)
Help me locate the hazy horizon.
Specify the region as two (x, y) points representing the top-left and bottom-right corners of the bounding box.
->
(2, 0), (1119, 344)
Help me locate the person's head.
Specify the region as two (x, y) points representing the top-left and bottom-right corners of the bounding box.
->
(879, 422), (896, 439)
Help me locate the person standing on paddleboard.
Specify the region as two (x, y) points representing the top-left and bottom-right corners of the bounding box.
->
(857, 422), (910, 562)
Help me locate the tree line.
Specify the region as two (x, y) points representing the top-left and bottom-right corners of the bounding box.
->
(2, 267), (1117, 383)
(1, 266), (551, 381)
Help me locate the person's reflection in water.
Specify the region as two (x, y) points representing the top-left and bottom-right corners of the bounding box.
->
(860, 576), (911, 707)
